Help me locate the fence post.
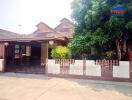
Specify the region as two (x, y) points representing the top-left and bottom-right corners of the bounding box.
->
(44, 58), (48, 74)
(83, 59), (86, 75)
(130, 61), (132, 81)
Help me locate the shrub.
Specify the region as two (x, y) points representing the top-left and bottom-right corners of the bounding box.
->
(104, 51), (116, 59)
(51, 46), (71, 59)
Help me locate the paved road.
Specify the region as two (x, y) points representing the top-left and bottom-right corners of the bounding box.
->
(0, 73), (132, 100)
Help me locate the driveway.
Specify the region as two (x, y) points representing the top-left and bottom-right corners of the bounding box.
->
(0, 73), (132, 100)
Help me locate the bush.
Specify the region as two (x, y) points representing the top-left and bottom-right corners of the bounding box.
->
(104, 51), (116, 59)
(51, 46), (71, 59)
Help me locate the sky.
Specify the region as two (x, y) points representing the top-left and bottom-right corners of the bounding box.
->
(0, 0), (73, 34)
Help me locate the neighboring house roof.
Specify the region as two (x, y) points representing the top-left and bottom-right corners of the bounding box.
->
(0, 29), (20, 40)
(54, 18), (74, 38)
(30, 22), (66, 40)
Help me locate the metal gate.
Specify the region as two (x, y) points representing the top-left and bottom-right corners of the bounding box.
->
(55, 59), (75, 74)
(95, 60), (119, 79)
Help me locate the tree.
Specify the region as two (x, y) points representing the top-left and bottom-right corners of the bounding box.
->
(70, 0), (109, 59)
(70, 0), (132, 60)
(71, 0), (92, 33)
(68, 28), (108, 58)
(105, 17), (125, 60)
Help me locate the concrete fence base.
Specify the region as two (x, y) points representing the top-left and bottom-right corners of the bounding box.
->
(0, 59), (4, 72)
(47, 59), (132, 82)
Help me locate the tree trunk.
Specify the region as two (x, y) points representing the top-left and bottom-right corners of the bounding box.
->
(91, 47), (95, 55)
(122, 39), (127, 57)
(115, 39), (121, 60)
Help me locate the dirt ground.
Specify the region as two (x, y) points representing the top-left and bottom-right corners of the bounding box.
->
(0, 73), (132, 100)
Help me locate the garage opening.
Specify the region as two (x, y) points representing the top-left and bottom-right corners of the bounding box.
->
(6, 41), (45, 74)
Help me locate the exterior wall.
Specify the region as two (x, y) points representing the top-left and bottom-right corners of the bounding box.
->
(86, 60), (101, 76)
(47, 59), (132, 82)
(0, 59), (4, 72)
(47, 60), (102, 76)
(47, 60), (60, 74)
(113, 61), (130, 78)
(70, 60), (83, 75)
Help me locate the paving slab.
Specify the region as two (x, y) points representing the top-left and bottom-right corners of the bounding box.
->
(0, 73), (132, 100)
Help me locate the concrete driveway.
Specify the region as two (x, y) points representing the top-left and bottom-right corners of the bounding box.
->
(0, 73), (132, 100)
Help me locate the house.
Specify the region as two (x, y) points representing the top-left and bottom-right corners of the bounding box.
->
(0, 18), (74, 73)
(55, 18), (74, 38)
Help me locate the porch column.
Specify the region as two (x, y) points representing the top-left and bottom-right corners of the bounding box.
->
(0, 43), (5, 72)
(41, 42), (48, 65)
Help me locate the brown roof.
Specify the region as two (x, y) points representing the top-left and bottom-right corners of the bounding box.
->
(0, 18), (73, 42)
(54, 18), (74, 38)
(0, 29), (20, 40)
(34, 22), (56, 33)
(60, 18), (74, 25)
(31, 22), (66, 40)
(0, 25), (67, 42)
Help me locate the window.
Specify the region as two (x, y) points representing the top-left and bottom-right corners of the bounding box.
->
(14, 44), (20, 59)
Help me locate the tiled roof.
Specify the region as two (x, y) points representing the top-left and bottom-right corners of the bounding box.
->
(0, 18), (73, 41)
(0, 29), (20, 39)
(0, 29), (66, 42)
(54, 18), (74, 38)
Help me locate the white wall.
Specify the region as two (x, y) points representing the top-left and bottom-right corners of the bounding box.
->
(47, 59), (130, 79)
(86, 60), (101, 76)
(47, 60), (60, 74)
(70, 60), (83, 75)
(69, 60), (101, 76)
(113, 61), (130, 78)
(0, 59), (4, 72)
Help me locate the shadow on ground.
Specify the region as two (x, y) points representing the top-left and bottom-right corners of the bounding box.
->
(0, 72), (51, 80)
(69, 78), (132, 97)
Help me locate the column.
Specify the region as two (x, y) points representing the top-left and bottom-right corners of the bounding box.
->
(41, 42), (48, 65)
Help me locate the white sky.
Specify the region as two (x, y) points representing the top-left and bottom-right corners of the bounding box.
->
(0, 0), (73, 34)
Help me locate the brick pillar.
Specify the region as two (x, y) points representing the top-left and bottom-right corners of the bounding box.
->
(83, 60), (86, 75)
(130, 61), (132, 81)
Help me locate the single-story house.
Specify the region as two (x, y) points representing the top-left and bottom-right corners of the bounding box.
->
(0, 18), (74, 73)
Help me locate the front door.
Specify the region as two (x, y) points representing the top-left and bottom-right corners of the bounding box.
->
(14, 44), (30, 65)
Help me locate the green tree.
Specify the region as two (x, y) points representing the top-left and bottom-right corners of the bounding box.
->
(105, 17), (125, 60)
(70, 0), (132, 60)
(68, 28), (108, 58)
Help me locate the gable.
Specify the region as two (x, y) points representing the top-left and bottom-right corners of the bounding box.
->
(55, 22), (74, 32)
(34, 22), (55, 33)
(54, 18), (74, 38)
